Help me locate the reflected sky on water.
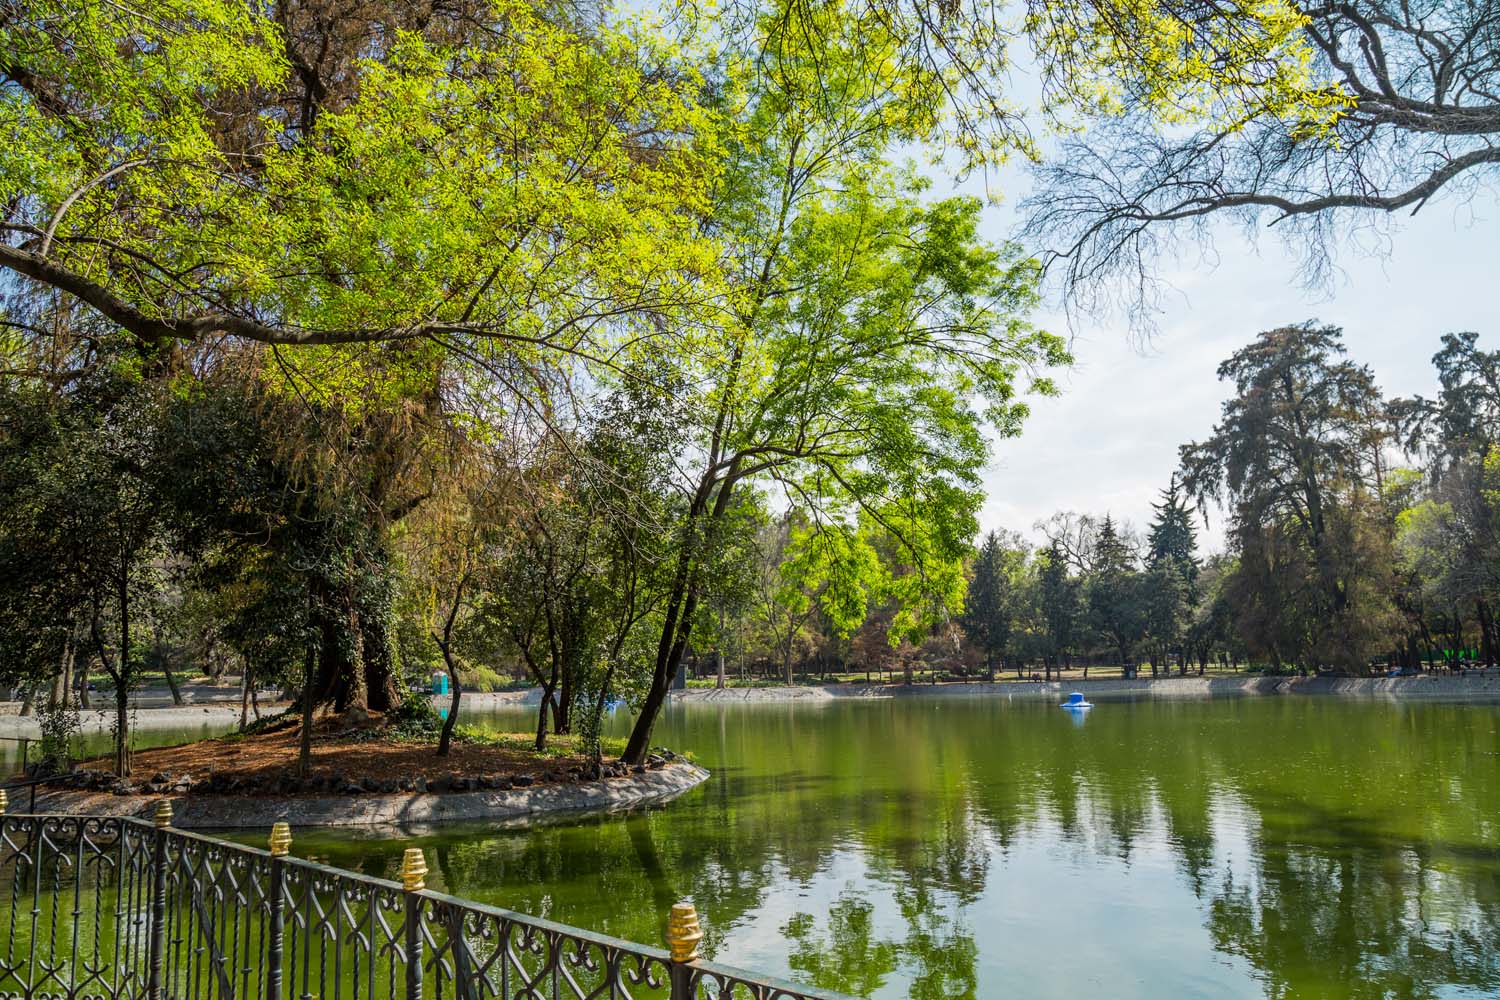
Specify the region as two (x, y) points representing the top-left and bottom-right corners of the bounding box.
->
(16, 696), (1493, 998)
(250, 696), (1500, 1000)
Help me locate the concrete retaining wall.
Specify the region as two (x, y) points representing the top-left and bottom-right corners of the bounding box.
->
(650, 671), (1500, 704)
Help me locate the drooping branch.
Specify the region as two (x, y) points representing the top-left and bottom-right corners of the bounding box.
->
(0, 241), (682, 356)
(1021, 0), (1500, 326)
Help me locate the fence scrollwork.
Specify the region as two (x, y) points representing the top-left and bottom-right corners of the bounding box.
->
(0, 811), (854, 1000)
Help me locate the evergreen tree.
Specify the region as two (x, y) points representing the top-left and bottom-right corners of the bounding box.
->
(1182, 323), (1394, 672)
(1144, 476), (1201, 672)
(1148, 475), (1200, 587)
(962, 531), (1010, 680)
(1037, 541), (1079, 680)
(1087, 515), (1146, 677)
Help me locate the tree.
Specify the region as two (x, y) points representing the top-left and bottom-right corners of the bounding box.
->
(782, 519), (889, 684)
(0, 0), (721, 360)
(1035, 541), (1080, 680)
(748, 517), (819, 686)
(1392, 332), (1500, 664)
(1021, 2), (1500, 325)
(1141, 563), (1191, 676)
(1182, 322), (1395, 672)
(692, 495), (766, 689)
(614, 6), (1069, 761)
(0, 358), (166, 776)
(460, 387), (680, 758)
(1186, 555), (1237, 674)
(1148, 476), (1199, 586)
(1086, 515), (1146, 677)
(0, 381), (85, 703)
(156, 361), (420, 721)
(401, 453), (496, 759)
(708, 0), (1384, 181)
(2, 0), (734, 731)
(1143, 477), (1200, 672)
(962, 530), (1027, 680)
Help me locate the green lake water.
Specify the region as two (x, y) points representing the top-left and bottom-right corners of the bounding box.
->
(14, 696), (1500, 998)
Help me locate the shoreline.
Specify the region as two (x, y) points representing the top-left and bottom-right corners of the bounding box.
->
(4, 669), (1498, 741)
(659, 672), (1500, 704)
(445, 672), (1500, 707)
(0, 702), (284, 737)
(26, 761), (710, 830)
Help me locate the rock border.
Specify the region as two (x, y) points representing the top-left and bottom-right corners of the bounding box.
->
(27, 761), (709, 829)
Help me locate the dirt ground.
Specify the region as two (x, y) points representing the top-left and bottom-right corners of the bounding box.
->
(78, 722), (594, 788)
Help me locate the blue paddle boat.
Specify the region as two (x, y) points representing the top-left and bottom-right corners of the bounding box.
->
(1060, 691), (1093, 711)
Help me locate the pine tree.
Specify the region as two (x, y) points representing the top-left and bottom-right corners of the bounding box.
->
(1037, 541), (1078, 681)
(1148, 475), (1200, 587)
(1144, 476), (1201, 673)
(962, 531), (1010, 680)
(1087, 515), (1146, 677)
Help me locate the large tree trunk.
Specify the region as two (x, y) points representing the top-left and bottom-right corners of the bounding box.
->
(308, 580), (403, 718)
(622, 454), (747, 764)
(359, 609), (402, 711)
(47, 664), (68, 713)
(621, 516), (704, 764)
(113, 695), (130, 777)
(40, 629), (76, 717)
(552, 667), (571, 733)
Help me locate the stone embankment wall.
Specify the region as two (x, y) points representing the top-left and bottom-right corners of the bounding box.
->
(641, 670), (1500, 704)
(29, 761), (710, 829)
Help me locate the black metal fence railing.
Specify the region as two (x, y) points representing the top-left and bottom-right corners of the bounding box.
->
(0, 801), (855, 1000)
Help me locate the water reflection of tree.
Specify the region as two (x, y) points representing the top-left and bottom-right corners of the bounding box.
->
(894, 882), (979, 1000)
(1207, 845), (1500, 999)
(783, 891), (899, 996)
(294, 699), (1500, 997)
(782, 884), (978, 1000)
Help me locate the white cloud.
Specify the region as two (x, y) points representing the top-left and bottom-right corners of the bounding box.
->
(964, 183), (1500, 555)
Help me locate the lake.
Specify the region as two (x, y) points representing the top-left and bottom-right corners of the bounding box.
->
(260, 695), (1500, 1000)
(8, 695), (1498, 998)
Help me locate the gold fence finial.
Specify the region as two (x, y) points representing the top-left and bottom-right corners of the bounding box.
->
(269, 822), (293, 857)
(400, 848), (428, 892)
(153, 799), (173, 828)
(666, 901), (703, 963)
(0, 787), (8, 817)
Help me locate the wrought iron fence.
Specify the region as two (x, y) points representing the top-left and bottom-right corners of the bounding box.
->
(0, 796), (854, 1000)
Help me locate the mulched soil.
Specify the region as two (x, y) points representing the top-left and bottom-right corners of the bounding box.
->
(67, 716), (664, 797)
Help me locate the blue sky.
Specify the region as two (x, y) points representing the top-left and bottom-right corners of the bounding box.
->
(954, 175), (1500, 554)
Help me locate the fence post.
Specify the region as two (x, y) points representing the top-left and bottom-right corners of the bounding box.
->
(266, 822), (293, 1000)
(146, 799), (173, 1000)
(665, 900), (702, 1000)
(0, 788), (7, 817)
(400, 847), (428, 1000)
